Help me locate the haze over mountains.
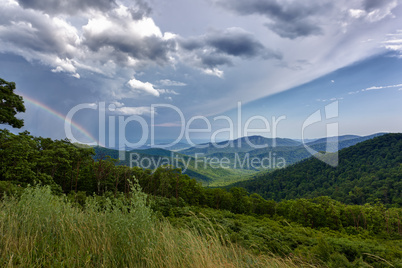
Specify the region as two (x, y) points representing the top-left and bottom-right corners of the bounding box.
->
(94, 132), (386, 186)
(179, 136), (302, 156)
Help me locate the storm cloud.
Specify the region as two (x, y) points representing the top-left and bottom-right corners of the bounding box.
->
(17, 0), (117, 15)
(81, 13), (177, 67)
(363, 0), (392, 12)
(1, 0), (401, 140)
(205, 30), (267, 58)
(215, 0), (399, 39)
(179, 28), (280, 74)
(16, 0), (150, 19)
(16, 0), (152, 19)
(1, 0), (277, 81)
(215, 0), (329, 39)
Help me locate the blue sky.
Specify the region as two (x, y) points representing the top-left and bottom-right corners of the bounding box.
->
(1, 0), (402, 147)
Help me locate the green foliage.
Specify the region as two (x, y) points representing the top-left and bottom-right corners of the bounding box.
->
(0, 181), (23, 198)
(0, 182), (155, 267)
(2, 130), (402, 238)
(0, 78), (25, 128)
(0, 129), (93, 194)
(2, 130), (402, 267)
(231, 133), (402, 206)
(0, 185), (308, 267)
(168, 207), (402, 267)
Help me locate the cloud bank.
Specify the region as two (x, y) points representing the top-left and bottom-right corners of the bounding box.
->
(0, 0), (401, 123)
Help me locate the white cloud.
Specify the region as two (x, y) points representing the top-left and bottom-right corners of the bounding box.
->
(127, 77), (160, 97)
(349, 9), (366, 19)
(81, 8), (177, 71)
(157, 89), (179, 95)
(0, 2), (81, 76)
(346, 83), (402, 99)
(50, 58), (78, 74)
(348, 1), (398, 22)
(111, 101), (124, 108)
(362, 83), (402, 91)
(114, 106), (152, 115)
(0, 0), (177, 80)
(363, 86), (383, 91)
(158, 79), (186, 86)
(384, 30), (402, 56)
(317, 97), (343, 102)
(83, 9), (162, 39)
(203, 68), (224, 78)
(365, 1), (398, 22)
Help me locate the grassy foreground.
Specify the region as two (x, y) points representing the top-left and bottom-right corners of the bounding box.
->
(0, 185), (312, 268)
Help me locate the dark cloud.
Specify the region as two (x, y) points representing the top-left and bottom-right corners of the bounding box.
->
(201, 54), (233, 67)
(0, 9), (78, 58)
(17, 0), (117, 15)
(82, 27), (176, 67)
(266, 20), (322, 39)
(180, 38), (204, 51)
(206, 30), (266, 58)
(16, 0), (152, 19)
(363, 0), (387, 11)
(0, 1), (167, 76)
(216, 0), (329, 39)
(84, 36), (176, 66)
(128, 0), (152, 20)
(178, 28), (280, 70)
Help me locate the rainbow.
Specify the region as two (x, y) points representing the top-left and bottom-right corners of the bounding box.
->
(21, 94), (102, 146)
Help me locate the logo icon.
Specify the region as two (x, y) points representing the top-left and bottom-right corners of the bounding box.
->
(302, 101), (339, 167)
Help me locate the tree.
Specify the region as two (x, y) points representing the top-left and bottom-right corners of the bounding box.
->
(0, 78), (26, 128)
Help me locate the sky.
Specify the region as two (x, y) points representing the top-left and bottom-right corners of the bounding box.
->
(1, 0), (402, 148)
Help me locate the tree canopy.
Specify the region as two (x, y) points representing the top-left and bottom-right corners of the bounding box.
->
(0, 78), (25, 128)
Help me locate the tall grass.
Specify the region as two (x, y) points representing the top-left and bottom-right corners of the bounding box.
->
(0, 183), (314, 267)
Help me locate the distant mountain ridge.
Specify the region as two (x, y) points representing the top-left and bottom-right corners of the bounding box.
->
(179, 136), (302, 156)
(305, 133), (386, 152)
(178, 133), (386, 168)
(134, 142), (191, 151)
(93, 133), (387, 186)
(179, 133), (386, 156)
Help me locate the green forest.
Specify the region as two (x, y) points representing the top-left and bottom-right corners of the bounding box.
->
(1, 78), (402, 267)
(231, 134), (402, 206)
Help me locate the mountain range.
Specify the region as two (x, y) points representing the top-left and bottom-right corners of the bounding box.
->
(94, 133), (386, 186)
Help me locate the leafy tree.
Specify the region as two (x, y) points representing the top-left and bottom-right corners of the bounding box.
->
(0, 78), (25, 128)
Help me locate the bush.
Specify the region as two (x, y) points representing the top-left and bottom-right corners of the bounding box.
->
(0, 181), (22, 198)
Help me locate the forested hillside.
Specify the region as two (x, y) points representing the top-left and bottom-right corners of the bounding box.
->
(1, 129), (402, 267)
(230, 133), (402, 206)
(93, 146), (254, 185)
